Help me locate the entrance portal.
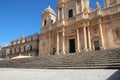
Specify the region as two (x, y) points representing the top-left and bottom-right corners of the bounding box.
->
(94, 41), (100, 51)
(69, 39), (76, 53)
(53, 48), (56, 55)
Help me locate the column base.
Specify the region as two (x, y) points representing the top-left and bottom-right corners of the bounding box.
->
(76, 49), (81, 53)
(87, 48), (92, 52)
(84, 48), (88, 52)
(47, 53), (51, 56)
(62, 51), (66, 54)
(100, 46), (105, 50)
(55, 52), (60, 55)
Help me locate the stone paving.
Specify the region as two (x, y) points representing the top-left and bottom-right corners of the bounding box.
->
(0, 68), (120, 80)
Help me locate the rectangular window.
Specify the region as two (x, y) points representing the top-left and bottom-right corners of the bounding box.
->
(68, 9), (73, 18)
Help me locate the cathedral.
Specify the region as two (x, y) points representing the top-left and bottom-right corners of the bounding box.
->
(0, 0), (120, 58)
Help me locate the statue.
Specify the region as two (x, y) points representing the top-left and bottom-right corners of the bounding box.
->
(96, 2), (100, 9)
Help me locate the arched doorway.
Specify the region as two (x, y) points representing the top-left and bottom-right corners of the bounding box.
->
(94, 41), (100, 51)
(92, 37), (101, 51)
(69, 39), (76, 53)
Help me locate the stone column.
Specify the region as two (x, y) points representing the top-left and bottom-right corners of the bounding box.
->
(99, 19), (105, 49)
(81, 0), (83, 12)
(58, 8), (60, 21)
(62, 4), (64, 20)
(56, 32), (59, 55)
(83, 26), (88, 51)
(49, 33), (51, 55)
(76, 0), (78, 14)
(87, 26), (92, 51)
(62, 27), (65, 54)
(77, 28), (80, 53)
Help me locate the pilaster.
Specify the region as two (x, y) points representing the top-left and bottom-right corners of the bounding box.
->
(76, 28), (81, 53)
(99, 19), (105, 50)
(56, 32), (60, 55)
(83, 23), (88, 51)
(62, 27), (65, 54)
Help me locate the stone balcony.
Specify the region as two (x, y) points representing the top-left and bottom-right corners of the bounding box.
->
(89, 11), (97, 20)
(57, 13), (86, 26)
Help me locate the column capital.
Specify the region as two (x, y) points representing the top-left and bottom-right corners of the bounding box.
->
(61, 4), (65, 7)
(83, 22), (87, 27)
(98, 18), (102, 24)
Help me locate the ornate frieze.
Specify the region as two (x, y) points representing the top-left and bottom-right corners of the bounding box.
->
(66, 29), (76, 36)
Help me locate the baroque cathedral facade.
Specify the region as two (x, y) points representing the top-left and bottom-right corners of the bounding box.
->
(0, 0), (120, 58)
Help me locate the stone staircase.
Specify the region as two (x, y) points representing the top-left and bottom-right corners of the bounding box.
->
(0, 48), (120, 69)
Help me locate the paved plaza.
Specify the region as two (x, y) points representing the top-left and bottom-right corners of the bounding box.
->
(0, 68), (120, 80)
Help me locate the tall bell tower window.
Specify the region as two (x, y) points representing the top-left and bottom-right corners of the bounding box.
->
(44, 19), (47, 26)
(59, 8), (62, 20)
(68, 9), (73, 18)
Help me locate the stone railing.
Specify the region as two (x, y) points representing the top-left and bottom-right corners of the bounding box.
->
(57, 20), (65, 27)
(89, 11), (97, 20)
(57, 15), (83, 26)
(75, 13), (83, 21)
(65, 17), (76, 25)
(57, 13), (87, 26)
(9, 34), (39, 47)
(102, 4), (120, 16)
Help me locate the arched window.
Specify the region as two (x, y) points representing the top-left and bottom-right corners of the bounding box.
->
(68, 9), (73, 18)
(44, 19), (47, 26)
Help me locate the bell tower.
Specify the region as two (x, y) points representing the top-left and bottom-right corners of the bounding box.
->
(41, 6), (56, 33)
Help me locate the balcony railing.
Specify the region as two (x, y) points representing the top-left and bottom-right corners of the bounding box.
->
(102, 4), (120, 16)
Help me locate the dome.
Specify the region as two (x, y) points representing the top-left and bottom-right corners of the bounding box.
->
(20, 35), (25, 39)
(42, 5), (56, 16)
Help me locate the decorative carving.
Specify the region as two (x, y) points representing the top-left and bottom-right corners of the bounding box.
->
(93, 26), (99, 34)
(66, 29), (76, 35)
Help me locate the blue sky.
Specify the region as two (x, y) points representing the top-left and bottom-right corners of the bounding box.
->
(0, 0), (104, 46)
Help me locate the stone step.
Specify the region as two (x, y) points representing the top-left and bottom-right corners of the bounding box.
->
(0, 48), (120, 69)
